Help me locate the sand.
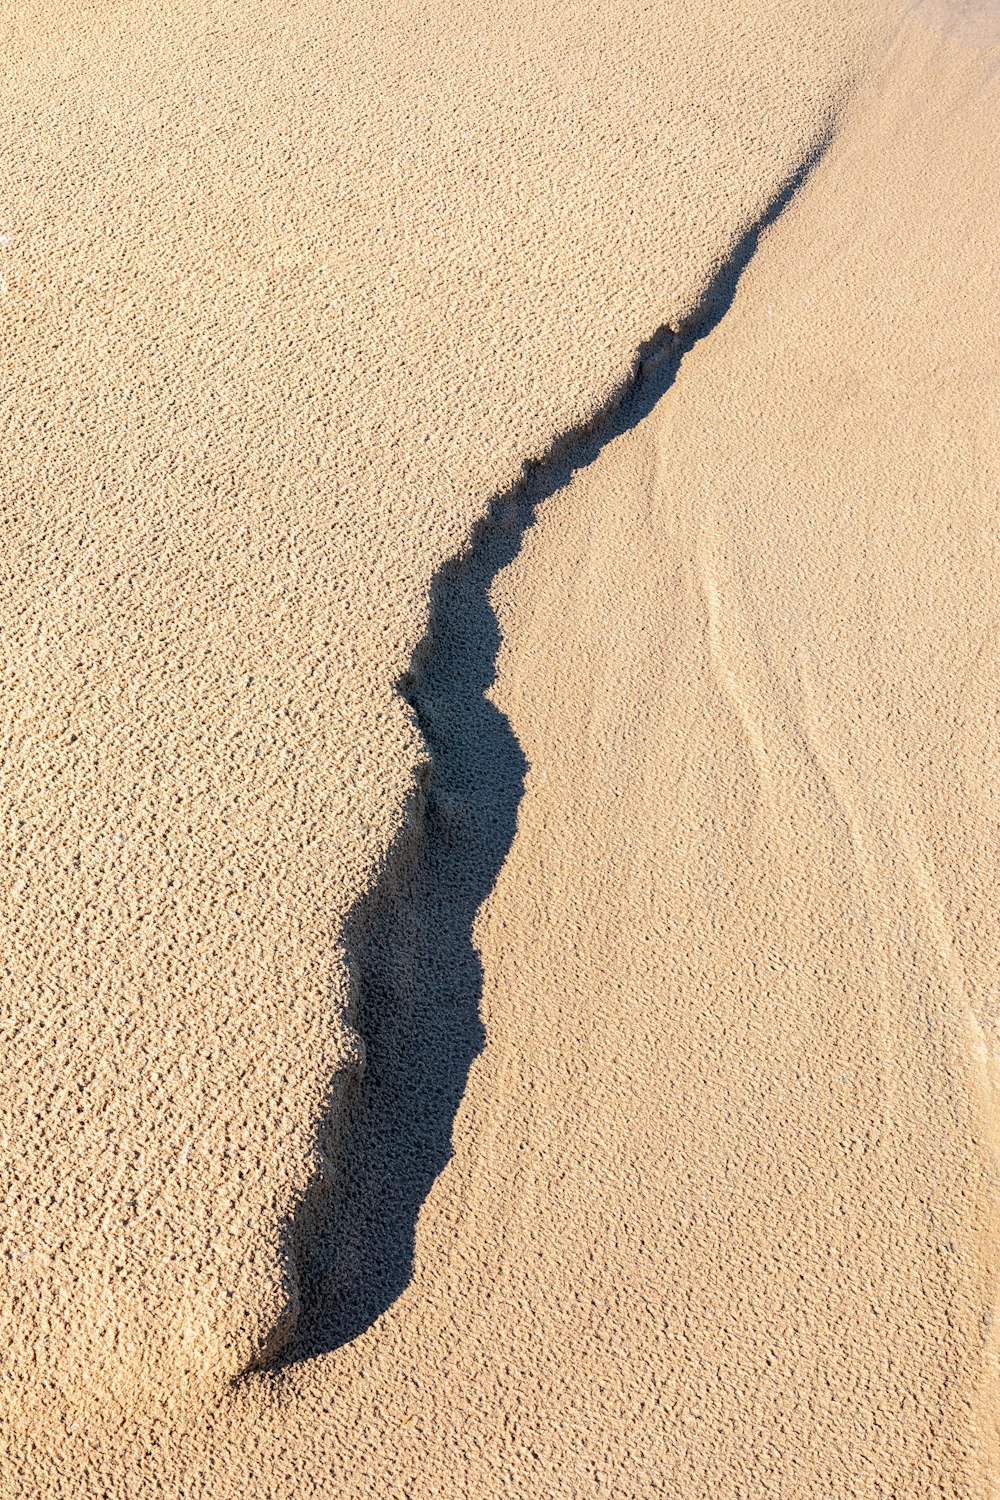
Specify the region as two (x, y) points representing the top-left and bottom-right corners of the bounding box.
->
(1, 0), (998, 1493)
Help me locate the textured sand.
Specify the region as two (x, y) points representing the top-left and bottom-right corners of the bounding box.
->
(0, 0), (883, 1416)
(2, 0), (998, 1493)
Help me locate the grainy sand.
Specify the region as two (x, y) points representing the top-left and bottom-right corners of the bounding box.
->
(1, 0), (997, 1493)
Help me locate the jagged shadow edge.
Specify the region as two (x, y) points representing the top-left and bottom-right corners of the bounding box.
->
(241, 121), (835, 1380)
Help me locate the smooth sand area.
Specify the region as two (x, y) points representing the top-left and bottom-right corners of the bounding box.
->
(2, 0), (998, 1494)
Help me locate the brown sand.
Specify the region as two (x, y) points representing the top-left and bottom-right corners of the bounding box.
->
(1, 0), (998, 1493)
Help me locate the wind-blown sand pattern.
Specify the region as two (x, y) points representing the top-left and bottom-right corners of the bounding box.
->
(1, 0), (998, 1493)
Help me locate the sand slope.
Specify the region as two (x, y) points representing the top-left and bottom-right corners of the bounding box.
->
(221, 20), (993, 1493)
(2, 0), (998, 1494)
(0, 0), (885, 1418)
(468, 27), (1000, 1489)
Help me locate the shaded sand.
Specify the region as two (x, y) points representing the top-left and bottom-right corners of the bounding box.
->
(2, 1), (999, 1495)
(0, 0), (886, 1419)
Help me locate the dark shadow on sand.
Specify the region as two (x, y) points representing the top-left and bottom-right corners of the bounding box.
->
(273, 145), (827, 1367)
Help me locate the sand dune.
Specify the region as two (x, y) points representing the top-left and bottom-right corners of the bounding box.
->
(1, 0), (998, 1493)
(0, 0), (883, 1418)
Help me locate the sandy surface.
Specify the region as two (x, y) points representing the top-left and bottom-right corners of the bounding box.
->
(0, 0), (881, 1414)
(2, 0), (998, 1493)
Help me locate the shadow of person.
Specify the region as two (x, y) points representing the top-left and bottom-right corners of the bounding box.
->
(274, 145), (827, 1366)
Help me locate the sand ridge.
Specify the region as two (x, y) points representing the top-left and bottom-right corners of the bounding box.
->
(240, 18), (997, 1492)
(1, 0), (998, 1493)
(0, 0), (887, 1419)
